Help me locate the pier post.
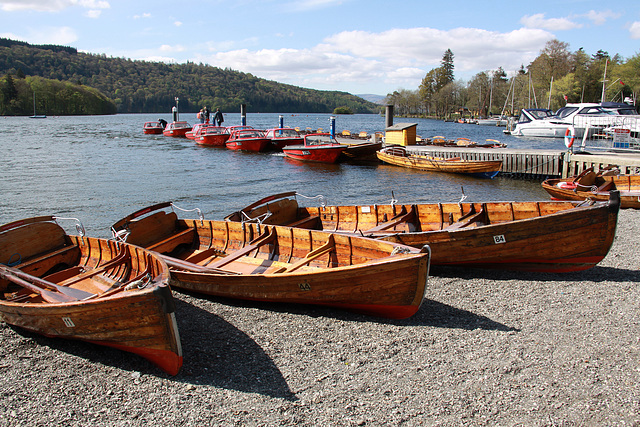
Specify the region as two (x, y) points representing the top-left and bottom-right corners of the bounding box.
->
(241, 104), (246, 126)
(330, 116), (336, 138)
(385, 105), (394, 129)
(279, 115), (284, 129)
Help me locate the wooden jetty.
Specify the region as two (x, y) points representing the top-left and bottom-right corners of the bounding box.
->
(403, 146), (640, 179)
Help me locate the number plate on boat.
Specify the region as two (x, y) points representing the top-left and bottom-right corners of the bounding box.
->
(62, 317), (76, 328)
(298, 282), (311, 291)
(493, 235), (506, 244)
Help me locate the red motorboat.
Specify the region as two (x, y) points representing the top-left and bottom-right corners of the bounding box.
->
(225, 129), (270, 152)
(143, 121), (164, 134)
(195, 126), (230, 146)
(163, 121), (192, 138)
(186, 123), (214, 140)
(264, 128), (303, 151)
(282, 133), (347, 163)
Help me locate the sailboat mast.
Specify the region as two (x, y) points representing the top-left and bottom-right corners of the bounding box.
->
(601, 59), (608, 103)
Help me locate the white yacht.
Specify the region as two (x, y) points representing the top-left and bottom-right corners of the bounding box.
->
(508, 103), (639, 138)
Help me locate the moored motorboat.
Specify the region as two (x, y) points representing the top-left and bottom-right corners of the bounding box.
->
(186, 123), (215, 140)
(263, 128), (304, 151)
(541, 168), (640, 209)
(224, 191), (620, 273)
(0, 216), (182, 375)
(163, 121), (192, 138)
(225, 129), (270, 152)
(194, 126), (230, 146)
(111, 203), (431, 319)
(377, 146), (502, 178)
(143, 121), (164, 134)
(282, 133), (347, 164)
(340, 141), (384, 162)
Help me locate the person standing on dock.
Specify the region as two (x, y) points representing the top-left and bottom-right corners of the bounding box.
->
(213, 108), (224, 126)
(197, 109), (204, 123)
(204, 107), (210, 124)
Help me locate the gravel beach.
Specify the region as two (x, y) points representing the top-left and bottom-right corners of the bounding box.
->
(1, 209), (638, 426)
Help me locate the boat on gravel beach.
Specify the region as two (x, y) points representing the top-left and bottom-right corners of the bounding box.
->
(0, 215), (183, 375)
(224, 191), (620, 273)
(111, 202), (431, 319)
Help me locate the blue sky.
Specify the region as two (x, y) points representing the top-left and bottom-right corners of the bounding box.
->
(1, 0), (639, 96)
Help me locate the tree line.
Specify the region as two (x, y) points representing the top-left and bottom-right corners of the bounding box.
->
(1, 73), (117, 116)
(385, 41), (640, 119)
(0, 38), (378, 115)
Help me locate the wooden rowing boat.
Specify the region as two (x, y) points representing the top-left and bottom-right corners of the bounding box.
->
(224, 191), (620, 273)
(377, 145), (502, 178)
(0, 216), (182, 375)
(111, 203), (431, 319)
(541, 168), (640, 209)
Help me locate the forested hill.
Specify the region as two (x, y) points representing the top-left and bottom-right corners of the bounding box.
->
(0, 38), (378, 114)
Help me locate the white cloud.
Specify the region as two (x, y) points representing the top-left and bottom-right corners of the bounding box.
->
(192, 26), (553, 92)
(520, 13), (581, 31)
(159, 44), (185, 53)
(584, 10), (620, 26)
(630, 21), (640, 39)
(133, 12), (151, 19)
(174, 21), (183, 27)
(0, 0), (109, 12)
(85, 9), (101, 18)
(10, 26), (79, 44)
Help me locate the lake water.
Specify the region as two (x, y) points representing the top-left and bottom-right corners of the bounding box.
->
(0, 113), (560, 238)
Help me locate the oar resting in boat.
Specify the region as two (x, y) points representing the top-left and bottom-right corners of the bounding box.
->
(0, 265), (94, 303)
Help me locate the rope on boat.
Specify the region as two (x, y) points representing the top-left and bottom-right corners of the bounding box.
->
(391, 246), (412, 255)
(458, 186), (467, 205)
(295, 193), (327, 208)
(53, 216), (85, 237)
(6, 253), (21, 267)
(111, 228), (130, 243)
(124, 273), (152, 291)
(240, 210), (272, 225)
(170, 202), (204, 223)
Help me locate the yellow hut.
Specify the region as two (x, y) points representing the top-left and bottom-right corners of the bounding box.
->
(385, 123), (417, 146)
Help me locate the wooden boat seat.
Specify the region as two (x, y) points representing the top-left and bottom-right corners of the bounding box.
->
(363, 205), (417, 233)
(148, 228), (196, 253)
(0, 221), (79, 273)
(246, 198), (299, 225)
(285, 215), (321, 229)
(595, 181), (615, 193)
(444, 205), (489, 230)
(125, 210), (195, 253)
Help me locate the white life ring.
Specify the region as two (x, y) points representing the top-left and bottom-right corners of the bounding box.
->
(564, 126), (575, 148)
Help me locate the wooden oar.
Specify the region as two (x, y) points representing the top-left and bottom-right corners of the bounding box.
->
(272, 234), (335, 273)
(0, 265), (94, 303)
(206, 227), (277, 269)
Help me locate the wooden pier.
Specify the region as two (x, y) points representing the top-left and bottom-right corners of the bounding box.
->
(404, 146), (640, 179)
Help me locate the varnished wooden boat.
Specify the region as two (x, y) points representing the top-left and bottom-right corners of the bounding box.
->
(542, 168), (640, 209)
(0, 216), (182, 375)
(111, 203), (431, 319)
(224, 191), (621, 273)
(377, 145), (502, 178)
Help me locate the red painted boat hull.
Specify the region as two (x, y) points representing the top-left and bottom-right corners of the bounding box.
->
(282, 145), (346, 163)
(225, 138), (270, 152)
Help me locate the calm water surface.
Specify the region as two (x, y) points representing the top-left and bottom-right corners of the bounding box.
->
(0, 113), (557, 238)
